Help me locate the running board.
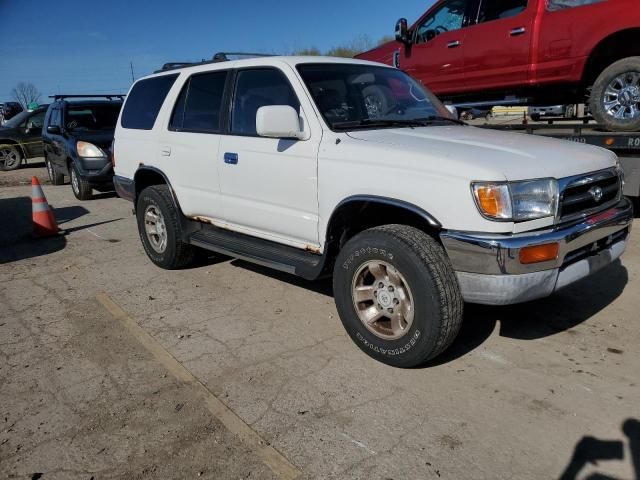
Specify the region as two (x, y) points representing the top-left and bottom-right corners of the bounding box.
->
(189, 225), (325, 280)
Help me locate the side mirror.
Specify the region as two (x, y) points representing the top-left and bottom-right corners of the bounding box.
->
(256, 106), (305, 140)
(395, 18), (411, 44)
(47, 125), (61, 135)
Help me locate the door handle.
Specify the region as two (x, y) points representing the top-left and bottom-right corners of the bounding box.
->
(510, 27), (526, 36)
(447, 40), (461, 48)
(161, 147), (171, 157)
(224, 152), (238, 165)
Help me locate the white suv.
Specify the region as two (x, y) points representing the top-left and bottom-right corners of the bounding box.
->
(113, 54), (633, 367)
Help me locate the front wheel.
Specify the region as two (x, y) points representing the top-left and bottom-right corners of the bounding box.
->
(46, 157), (65, 185)
(0, 145), (22, 171)
(333, 225), (464, 368)
(70, 162), (93, 200)
(590, 57), (640, 132)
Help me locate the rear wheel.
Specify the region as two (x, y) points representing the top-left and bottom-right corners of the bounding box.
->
(70, 162), (93, 200)
(46, 157), (65, 185)
(590, 57), (640, 131)
(0, 145), (22, 171)
(333, 225), (464, 368)
(136, 185), (197, 269)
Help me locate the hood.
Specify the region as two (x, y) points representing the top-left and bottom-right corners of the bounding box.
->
(346, 125), (617, 181)
(72, 131), (115, 151)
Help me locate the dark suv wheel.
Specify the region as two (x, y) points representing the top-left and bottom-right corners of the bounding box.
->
(333, 225), (464, 368)
(136, 185), (198, 269)
(0, 145), (22, 171)
(70, 162), (93, 200)
(46, 157), (65, 185)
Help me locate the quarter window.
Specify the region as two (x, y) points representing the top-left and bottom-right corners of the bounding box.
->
(121, 74), (178, 130)
(50, 108), (61, 128)
(231, 69), (300, 136)
(170, 71), (228, 133)
(477, 0), (528, 23)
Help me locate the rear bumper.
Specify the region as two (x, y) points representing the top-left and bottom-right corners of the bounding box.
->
(113, 175), (135, 202)
(441, 198), (634, 305)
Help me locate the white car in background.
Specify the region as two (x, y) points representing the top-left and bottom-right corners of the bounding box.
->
(112, 54), (633, 367)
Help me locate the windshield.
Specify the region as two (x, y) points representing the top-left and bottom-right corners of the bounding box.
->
(64, 104), (122, 132)
(2, 110), (32, 129)
(296, 63), (455, 131)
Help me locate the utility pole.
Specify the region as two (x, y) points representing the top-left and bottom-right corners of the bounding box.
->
(130, 62), (135, 83)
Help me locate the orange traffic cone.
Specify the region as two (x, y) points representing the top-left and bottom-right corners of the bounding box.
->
(31, 176), (59, 238)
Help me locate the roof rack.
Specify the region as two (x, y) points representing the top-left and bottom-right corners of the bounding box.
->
(49, 94), (125, 101)
(155, 52), (276, 73)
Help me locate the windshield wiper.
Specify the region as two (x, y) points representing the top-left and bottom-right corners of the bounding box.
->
(333, 118), (431, 130)
(419, 115), (467, 125)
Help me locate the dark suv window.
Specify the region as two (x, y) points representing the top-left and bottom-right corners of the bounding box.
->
(231, 69), (300, 136)
(477, 0), (527, 23)
(65, 104), (122, 131)
(170, 71), (228, 133)
(121, 74), (178, 130)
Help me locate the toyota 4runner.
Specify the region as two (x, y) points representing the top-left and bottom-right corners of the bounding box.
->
(113, 54), (634, 368)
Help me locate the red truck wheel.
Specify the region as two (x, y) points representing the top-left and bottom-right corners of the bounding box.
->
(590, 57), (640, 132)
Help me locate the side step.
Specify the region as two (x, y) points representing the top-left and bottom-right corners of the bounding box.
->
(189, 224), (325, 280)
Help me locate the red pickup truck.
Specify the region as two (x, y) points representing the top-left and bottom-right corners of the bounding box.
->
(356, 0), (640, 131)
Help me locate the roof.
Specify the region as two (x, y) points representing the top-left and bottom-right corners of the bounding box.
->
(142, 55), (390, 81)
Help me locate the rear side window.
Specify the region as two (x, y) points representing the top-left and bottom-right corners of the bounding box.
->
(477, 0), (527, 23)
(170, 71), (228, 133)
(49, 108), (61, 127)
(546, 0), (605, 10)
(231, 69), (300, 136)
(121, 74), (178, 130)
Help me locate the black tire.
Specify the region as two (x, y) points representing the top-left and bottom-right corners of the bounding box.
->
(136, 185), (197, 270)
(531, 113), (541, 122)
(590, 57), (640, 132)
(362, 85), (394, 118)
(46, 157), (65, 185)
(0, 144), (22, 171)
(70, 162), (93, 200)
(333, 225), (464, 368)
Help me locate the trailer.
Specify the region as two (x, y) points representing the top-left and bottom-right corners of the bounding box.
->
(478, 121), (640, 208)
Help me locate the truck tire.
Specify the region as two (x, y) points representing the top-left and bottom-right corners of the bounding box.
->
(0, 145), (22, 171)
(46, 157), (65, 185)
(136, 185), (197, 270)
(590, 57), (640, 132)
(333, 225), (464, 368)
(70, 162), (93, 200)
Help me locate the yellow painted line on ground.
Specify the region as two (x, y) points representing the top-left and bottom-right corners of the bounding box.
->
(95, 292), (301, 480)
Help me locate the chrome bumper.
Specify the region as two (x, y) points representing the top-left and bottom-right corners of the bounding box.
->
(440, 198), (634, 305)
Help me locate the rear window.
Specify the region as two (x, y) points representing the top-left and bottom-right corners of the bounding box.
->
(546, 0), (605, 10)
(121, 74), (178, 130)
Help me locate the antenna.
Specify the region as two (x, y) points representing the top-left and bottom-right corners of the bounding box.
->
(130, 62), (135, 83)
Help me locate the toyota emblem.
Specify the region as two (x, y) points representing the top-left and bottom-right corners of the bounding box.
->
(589, 186), (604, 202)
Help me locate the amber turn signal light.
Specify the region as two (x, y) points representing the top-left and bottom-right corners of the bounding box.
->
(519, 243), (560, 265)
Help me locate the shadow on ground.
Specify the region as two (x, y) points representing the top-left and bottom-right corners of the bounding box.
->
(559, 418), (640, 480)
(220, 255), (629, 367)
(0, 196), (123, 264)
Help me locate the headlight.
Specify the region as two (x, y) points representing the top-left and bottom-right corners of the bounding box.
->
(472, 178), (559, 222)
(76, 141), (105, 158)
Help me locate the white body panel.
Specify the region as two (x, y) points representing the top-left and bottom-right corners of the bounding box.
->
(114, 56), (618, 253)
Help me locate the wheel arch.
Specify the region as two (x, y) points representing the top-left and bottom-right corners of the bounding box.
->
(582, 28), (640, 87)
(324, 195), (442, 258)
(134, 166), (182, 212)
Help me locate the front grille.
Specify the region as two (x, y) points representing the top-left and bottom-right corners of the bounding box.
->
(559, 169), (621, 221)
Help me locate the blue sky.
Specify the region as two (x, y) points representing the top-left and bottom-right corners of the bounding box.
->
(1, 0), (434, 102)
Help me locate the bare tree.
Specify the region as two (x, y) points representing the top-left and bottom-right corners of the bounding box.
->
(12, 82), (42, 109)
(292, 35), (395, 59)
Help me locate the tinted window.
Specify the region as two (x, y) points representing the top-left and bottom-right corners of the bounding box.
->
(415, 0), (466, 44)
(546, 0), (604, 10)
(477, 0), (527, 22)
(26, 112), (45, 129)
(121, 74), (178, 130)
(170, 71), (228, 132)
(65, 104), (122, 131)
(231, 69), (300, 136)
(50, 108), (61, 128)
